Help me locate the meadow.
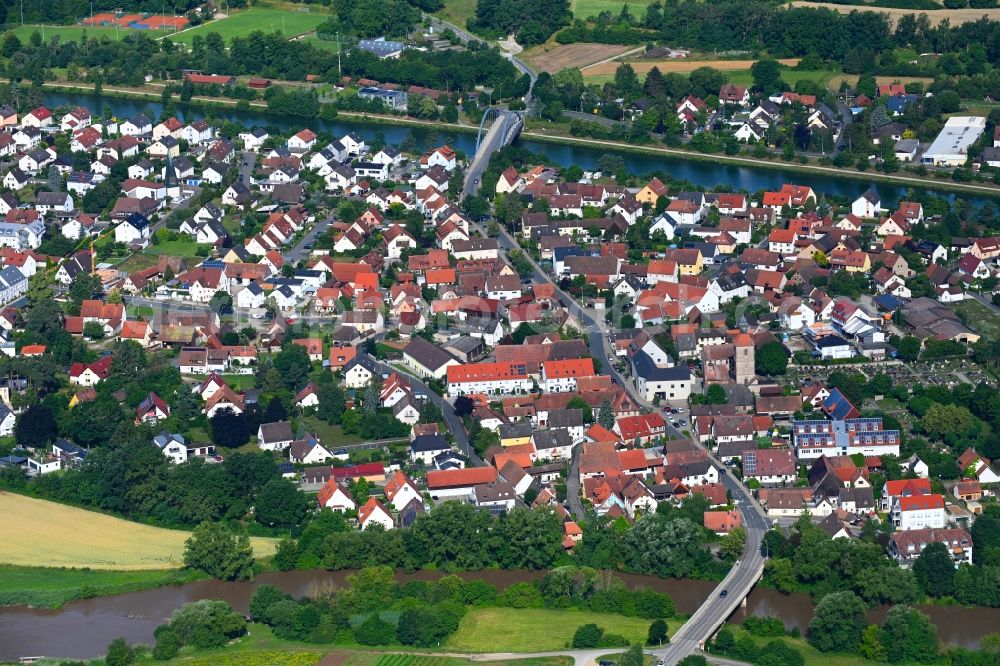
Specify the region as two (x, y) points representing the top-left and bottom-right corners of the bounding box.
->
(446, 607), (671, 651)
(572, 0), (657, 19)
(0, 564), (204, 607)
(0, 492), (277, 570)
(165, 7), (332, 46)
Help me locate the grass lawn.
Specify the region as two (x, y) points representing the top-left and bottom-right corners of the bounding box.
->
(732, 627), (882, 666)
(303, 36), (342, 52)
(146, 239), (212, 259)
(300, 415), (367, 446)
(953, 298), (1000, 341)
(435, 0), (478, 29)
(220, 373), (258, 391)
(572, 0), (656, 19)
(0, 564), (205, 608)
(447, 607), (668, 652)
(7, 24), (167, 43)
(0, 492), (277, 570)
(165, 7), (331, 46)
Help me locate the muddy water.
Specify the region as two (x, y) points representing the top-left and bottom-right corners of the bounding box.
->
(0, 569), (996, 660)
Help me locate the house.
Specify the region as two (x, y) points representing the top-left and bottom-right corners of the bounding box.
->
(892, 493), (947, 531)
(115, 213), (151, 244)
(316, 479), (356, 511)
(410, 434), (452, 465)
(136, 392), (170, 424)
(719, 84), (750, 107)
(288, 128), (317, 152)
(426, 467), (498, 500)
(358, 496), (395, 529)
(257, 421), (294, 451)
(704, 510), (742, 534)
(153, 432), (188, 465)
(69, 356), (113, 386)
(289, 436), (333, 465)
(889, 528), (973, 567)
(384, 470), (422, 512)
(742, 449), (796, 486)
(0, 404), (14, 436)
(471, 480), (516, 513)
(957, 447), (1000, 484)
(402, 337), (459, 379)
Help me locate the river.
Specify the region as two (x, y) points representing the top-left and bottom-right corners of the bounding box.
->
(0, 568), (996, 660)
(42, 91), (991, 208)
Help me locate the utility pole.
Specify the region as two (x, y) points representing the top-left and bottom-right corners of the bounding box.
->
(20, 0), (24, 27)
(337, 32), (341, 77)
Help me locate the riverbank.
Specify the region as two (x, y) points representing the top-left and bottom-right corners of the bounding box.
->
(522, 129), (1000, 198)
(27, 80), (480, 135)
(0, 564), (206, 608)
(33, 80), (1000, 198)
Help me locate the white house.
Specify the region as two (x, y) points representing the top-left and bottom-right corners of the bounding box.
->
(851, 190), (882, 218)
(153, 432), (188, 465)
(257, 421), (294, 451)
(114, 213), (151, 244)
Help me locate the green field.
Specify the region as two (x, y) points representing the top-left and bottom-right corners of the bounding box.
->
(0, 564), (205, 608)
(165, 8), (332, 46)
(572, 0), (657, 19)
(146, 239), (212, 259)
(435, 0), (478, 29)
(447, 607), (670, 652)
(953, 298), (1000, 341)
(303, 36), (342, 53)
(300, 415), (369, 447)
(5, 24), (168, 43)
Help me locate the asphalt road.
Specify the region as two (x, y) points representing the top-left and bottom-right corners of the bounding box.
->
(284, 217), (329, 265)
(367, 354), (482, 466)
(487, 224), (771, 658)
(463, 114), (508, 199)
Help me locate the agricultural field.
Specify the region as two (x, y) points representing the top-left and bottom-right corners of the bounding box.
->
(825, 73), (934, 93)
(787, 1), (1000, 25)
(446, 607), (669, 652)
(572, 0), (657, 19)
(582, 57), (801, 77)
(165, 7), (332, 46)
(525, 43), (637, 73)
(0, 492), (277, 570)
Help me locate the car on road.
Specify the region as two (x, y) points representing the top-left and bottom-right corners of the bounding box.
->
(720, 589), (728, 598)
(304, 243), (313, 250)
(657, 660), (666, 666)
(678, 419), (687, 426)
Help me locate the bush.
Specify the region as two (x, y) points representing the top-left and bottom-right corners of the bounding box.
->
(105, 637), (134, 666)
(744, 616), (788, 637)
(647, 619), (669, 645)
(353, 614), (396, 645)
(152, 626), (180, 660)
(168, 599), (247, 649)
(573, 623), (604, 648)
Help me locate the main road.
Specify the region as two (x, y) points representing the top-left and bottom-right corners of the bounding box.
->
(484, 223), (770, 662)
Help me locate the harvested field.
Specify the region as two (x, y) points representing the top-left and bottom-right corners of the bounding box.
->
(525, 43), (636, 73)
(827, 73), (935, 91)
(583, 57), (800, 75)
(788, 1), (1000, 25)
(0, 492), (277, 570)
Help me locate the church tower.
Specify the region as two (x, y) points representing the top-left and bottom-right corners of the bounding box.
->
(733, 332), (755, 384)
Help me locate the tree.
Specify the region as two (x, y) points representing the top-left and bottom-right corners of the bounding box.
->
(597, 398), (615, 430)
(895, 336), (920, 362)
(807, 591), (867, 653)
(705, 384), (728, 404)
(756, 341), (788, 375)
(647, 619), (669, 645)
(14, 404), (57, 447)
(572, 623), (604, 648)
(256, 478), (309, 528)
(454, 395), (474, 417)
(859, 624), (887, 662)
(183, 522), (255, 581)
(720, 527), (747, 560)
(879, 605), (938, 663)
(677, 657), (707, 666)
(921, 403), (974, 437)
(168, 599), (247, 649)
(104, 638), (134, 666)
(354, 614), (396, 645)
(617, 645), (646, 666)
(566, 396), (593, 423)
(209, 408), (252, 447)
(912, 541), (955, 597)
(83, 321), (106, 340)
(249, 584), (293, 623)
(751, 59), (785, 93)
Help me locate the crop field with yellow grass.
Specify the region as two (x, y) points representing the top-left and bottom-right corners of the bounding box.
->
(0, 492), (276, 570)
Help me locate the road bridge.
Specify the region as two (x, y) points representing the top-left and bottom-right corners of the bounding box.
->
(462, 108), (523, 199)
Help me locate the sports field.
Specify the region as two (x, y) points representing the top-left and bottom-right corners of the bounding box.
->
(6, 24), (165, 43)
(165, 7), (331, 46)
(0, 492), (277, 570)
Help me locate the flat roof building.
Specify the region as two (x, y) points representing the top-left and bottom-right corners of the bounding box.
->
(921, 116), (986, 167)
